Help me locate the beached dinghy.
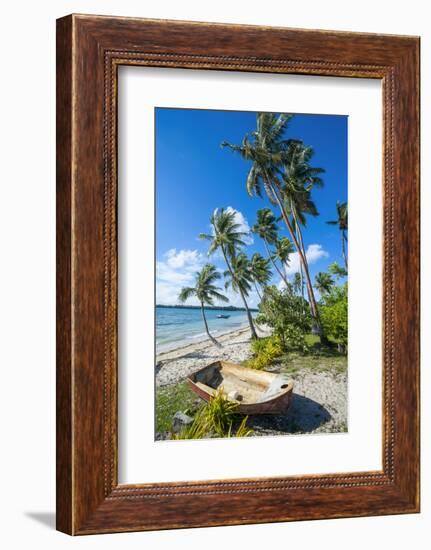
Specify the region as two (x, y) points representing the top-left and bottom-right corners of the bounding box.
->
(187, 361), (293, 415)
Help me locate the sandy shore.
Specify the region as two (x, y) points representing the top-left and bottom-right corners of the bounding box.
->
(156, 325), (271, 386)
(156, 326), (347, 435)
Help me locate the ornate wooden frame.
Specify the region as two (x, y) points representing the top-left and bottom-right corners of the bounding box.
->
(56, 14), (420, 535)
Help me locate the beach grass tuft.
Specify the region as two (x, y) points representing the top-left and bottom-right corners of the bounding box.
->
(172, 390), (253, 440)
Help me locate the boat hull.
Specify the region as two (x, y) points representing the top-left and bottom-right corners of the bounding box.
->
(187, 361), (293, 415)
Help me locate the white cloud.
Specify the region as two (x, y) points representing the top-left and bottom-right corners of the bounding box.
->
(156, 247), (260, 311)
(156, 248), (206, 305)
(163, 248), (202, 270)
(284, 243), (329, 277)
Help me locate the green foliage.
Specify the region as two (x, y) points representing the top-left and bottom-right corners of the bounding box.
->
(256, 286), (311, 351)
(223, 252), (254, 297)
(327, 201), (348, 231)
(172, 390), (253, 440)
(178, 263), (228, 306)
(252, 208), (279, 244)
(249, 252), (272, 287)
(319, 283), (348, 352)
(155, 382), (197, 433)
(244, 335), (283, 370)
(199, 207), (249, 257)
(314, 271), (335, 296)
(271, 237), (294, 265)
(328, 262), (347, 279)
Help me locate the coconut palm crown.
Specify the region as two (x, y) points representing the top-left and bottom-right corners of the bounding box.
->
(221, 112), (294, 203)
(251, 208), (279, 244)
(223, 253), (254, 297)
(199, 208), (249, 257)
(178, 263), (228, 347)
(271, 237), (294, 267)
(249, 253), (272, 300)
(252, 208), (290, 287)
(314, 272), (335, 296)
(200, 208), (258, 339)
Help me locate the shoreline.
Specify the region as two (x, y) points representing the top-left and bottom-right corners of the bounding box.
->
(156, 324), (271, 387)
(156, 324), (251, 363)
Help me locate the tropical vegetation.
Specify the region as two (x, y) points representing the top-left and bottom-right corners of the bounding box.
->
(175, 112), (348, 353)
(172, 390), (253, 439)
(199, 208), (258, 339)
(178, 264), (228, 347)
(222, 113), (325, 333)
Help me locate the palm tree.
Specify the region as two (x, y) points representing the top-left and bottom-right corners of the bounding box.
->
(178, 264), (228, 347)
(314, 272), (335, 297)
(271, 237), (294, 288)
(222, 113), (321, 328)
(252, 208), (288, 287)
(223, 253), (258, 338)
(327, 201), (348, 269)
(292, 272), (302, 296)
(328, 261), (347, 280)
(249, 253), (272, 300)
(200, 208), (258, 339)
(280, 140), (324, 320)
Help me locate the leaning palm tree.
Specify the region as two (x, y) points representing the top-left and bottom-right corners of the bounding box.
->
(223, 253), (258, 338)
(271, 237), (294, 287)
(249, 253), (272, 300)
(199, 208), (258, 339)
(221, 113), (321, 329)
(314, 272), (335, 297)
(327, 201), (348, 269)
(252, 208), (288, 287)
(178, 264), (228, 348)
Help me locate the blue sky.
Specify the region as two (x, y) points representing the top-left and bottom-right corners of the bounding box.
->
(155, 108), (347, 307)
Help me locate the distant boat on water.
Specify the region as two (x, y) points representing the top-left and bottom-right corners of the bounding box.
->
(216, 314), (230, 319)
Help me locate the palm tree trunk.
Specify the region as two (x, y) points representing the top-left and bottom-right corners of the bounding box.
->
(263, 175), (324, 339)
(200, 302), (221, 348)
(292, 210), (329, 341)
(342, 230), (348, 270)
(296, 227), (306, 314)
(221, 246), (258, 339)
(269, 182), (320, 322)
(263, 237), (289, 288)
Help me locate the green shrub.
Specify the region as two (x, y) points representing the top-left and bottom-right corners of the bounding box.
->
(244, 335), (283, 369)
(256, 286), (311, 350)
(319, 283), (348, 353)
(172, 390), (253, 440)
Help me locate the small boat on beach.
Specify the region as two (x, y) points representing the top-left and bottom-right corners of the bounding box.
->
(187, 361), (293, 415)
(216, 314), (230, 319)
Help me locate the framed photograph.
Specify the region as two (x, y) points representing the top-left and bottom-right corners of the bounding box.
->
(56, 14), (420, 534)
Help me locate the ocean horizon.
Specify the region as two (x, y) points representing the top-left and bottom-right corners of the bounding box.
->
(156, 305), (251, 353)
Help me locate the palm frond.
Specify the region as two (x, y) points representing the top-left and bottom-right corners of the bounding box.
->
(178, 287), (196, 303)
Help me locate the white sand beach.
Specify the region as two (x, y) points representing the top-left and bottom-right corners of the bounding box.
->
(156, 325), (270, 386)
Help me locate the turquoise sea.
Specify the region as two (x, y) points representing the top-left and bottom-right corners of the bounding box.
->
(156, 306), (251, 353)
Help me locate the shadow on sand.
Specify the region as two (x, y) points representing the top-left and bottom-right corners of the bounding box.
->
(248, 393), (331, 435)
